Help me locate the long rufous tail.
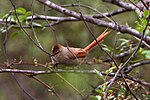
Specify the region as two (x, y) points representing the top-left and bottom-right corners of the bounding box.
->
(83, 28), (111, 52)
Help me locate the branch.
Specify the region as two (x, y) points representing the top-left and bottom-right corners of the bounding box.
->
(36, 0), (150, 46)
(93, 8), (132, 18)
(103, 12), (149, 99)
(104, 47), (137, 62)
(102, 0), (142, 10)
(27, 15), (78, 21)
(0, 68), (149, 87)
(123, 60), (150, 74)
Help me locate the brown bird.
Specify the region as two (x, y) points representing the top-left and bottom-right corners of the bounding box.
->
(51, 29), (111, 65)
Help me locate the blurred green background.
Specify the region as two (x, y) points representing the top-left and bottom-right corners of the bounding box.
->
(0, 0), (149, 100)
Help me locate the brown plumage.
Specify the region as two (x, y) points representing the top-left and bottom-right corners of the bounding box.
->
(51, 29), (111, 65)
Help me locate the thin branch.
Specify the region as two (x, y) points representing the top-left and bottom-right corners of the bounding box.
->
(0, 68), (149, 87)
(2, 8), (36, 100)
(30, 1), (44, 49)
(11, 73), (37, 100)
(140, 0), (149, 10)
(103, 14), (149, 100)
(123, 60), (150, 74)
(103, 0), (140, 11)
(9, 0), (52, 56)
(128, 0), (143, 11)
(103, 47), (137, 62)
(93, 8), (132, 18)
(37, 0), (150, 46)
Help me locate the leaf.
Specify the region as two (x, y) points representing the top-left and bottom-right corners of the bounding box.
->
(26, 11), (32, 17)
(16, 7), (26, 14)
(91, 95), (102, 100)
(108, 89), (113, 93)
(18, 15), (27, 22)
(2, 13), (9, 19)
(144, 10), (150, 18)
(95, 95), (102, 100)
(109, 66), (116, 71)
(117, 85), (126, 95)
(140, 18), (147, 26)
(95, 89), (104, 95)
(33, 58), (38, 65)
(142, 50), (150, 59)
(105, 67), (116, 75)
(102, 83), (107, 91)
(135, 18), (148, 32)
(101, 44), (113, 52)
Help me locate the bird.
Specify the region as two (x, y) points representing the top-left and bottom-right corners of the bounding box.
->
(51, 28), (111, 65)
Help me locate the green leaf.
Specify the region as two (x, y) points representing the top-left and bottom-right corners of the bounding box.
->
(105, 66), (116, 74)
(117, 85), (126, 95)
(91, 95), (102, 100)
(144, 10), (150, 18)
(26, 11), (32, 17)
(95, 95), (102, 100)
(101, 44), (113, 52)
(16, 7), (26, 14)
(95, 89), (104, 95)
(18, 15), (27, 22)
(108, 89), (113, 93)
(2, 13), (9, 19)
(135, 18), (148, 32)
(105, 69), (112, 75)
(109, 66), (116, 71)
(140, 18), (147, 26)
(142, 50), (150, 59)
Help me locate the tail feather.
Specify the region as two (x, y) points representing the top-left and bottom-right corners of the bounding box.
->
(83, 29), (111, 52)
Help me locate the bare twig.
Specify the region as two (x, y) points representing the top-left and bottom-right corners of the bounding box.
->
(140, 0), (149, 10)
(93, 8), (132, 18)
(103, 0), (140, 11)
(123, 60), (150, 74)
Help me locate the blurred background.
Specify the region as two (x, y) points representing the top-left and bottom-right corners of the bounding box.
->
(0, 0), (149, 100)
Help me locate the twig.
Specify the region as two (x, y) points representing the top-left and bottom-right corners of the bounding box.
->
(140, 0), (149, 10)
(30, 1), (44, 49)
(103, 47), (137, 62)
(0, 67), (149, 87)
(9, 1), (62, 99)
(31, 76), (63, 100)
(2, 7), (36, 100)
(123, 60), (150, 74)
(9, 0), (51, 56)
(93, 8), (132, 18)
(37, 0), (150, 46)
(128, 0), (143, 11)
(103, 13), (149, 100)
(103, 0), (139, 10)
